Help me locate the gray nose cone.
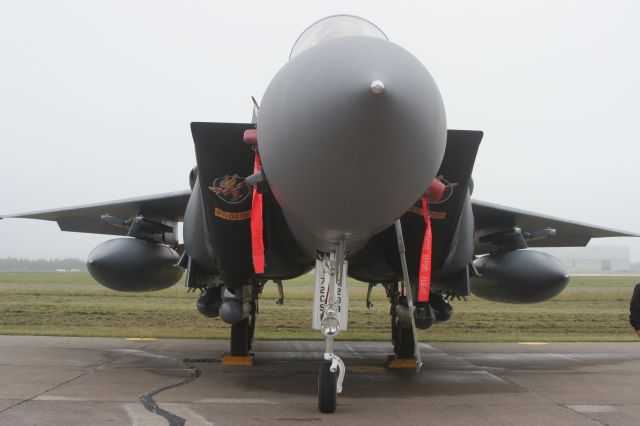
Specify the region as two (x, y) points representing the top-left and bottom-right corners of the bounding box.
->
(258, 36), (446, 244)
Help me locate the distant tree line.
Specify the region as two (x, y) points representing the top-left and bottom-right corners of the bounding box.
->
(0, 257), (86, 272)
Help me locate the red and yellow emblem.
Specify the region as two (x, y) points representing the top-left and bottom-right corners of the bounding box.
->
(209, 174), (250, 204)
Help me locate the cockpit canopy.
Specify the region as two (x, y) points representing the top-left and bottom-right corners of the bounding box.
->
(289, 15), (388, 60)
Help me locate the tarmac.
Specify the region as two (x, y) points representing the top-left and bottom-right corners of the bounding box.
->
(0, 336), (639, 425)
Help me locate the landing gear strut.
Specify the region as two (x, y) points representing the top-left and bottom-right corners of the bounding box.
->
(393, 219), (423, 370)
(221, 284), (257, 357)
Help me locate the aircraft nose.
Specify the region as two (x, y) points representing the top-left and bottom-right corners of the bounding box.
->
(257, 36), (447, 244)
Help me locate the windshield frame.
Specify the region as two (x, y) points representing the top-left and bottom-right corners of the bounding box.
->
(289, 14), (389, 60)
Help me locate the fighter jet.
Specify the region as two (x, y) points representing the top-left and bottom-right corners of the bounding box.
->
(1, 15), (636, 413)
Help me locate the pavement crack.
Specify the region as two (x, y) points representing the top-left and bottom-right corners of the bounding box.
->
(446, 352), (610, 426)
(561, 405), (610, 426)
(0, 361), (106, 416)
(138, 359), (201, 426)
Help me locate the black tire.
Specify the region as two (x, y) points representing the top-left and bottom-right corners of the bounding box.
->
(230, 317), (250, 356)
(390, 285), (401, 347)
(247, 310), (256, 351)
(391, 292), (415, 359)
(318, 360), (338, 413)
(394, 324), (415, 359)
(391, 316), (398, 346)
(229, 302), (256, 356)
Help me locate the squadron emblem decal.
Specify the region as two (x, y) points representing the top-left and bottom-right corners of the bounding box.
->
(209, 174), (250, 204)
(214, 208), (251, 221)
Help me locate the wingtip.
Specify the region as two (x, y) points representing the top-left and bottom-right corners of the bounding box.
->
(608, 229), (640, 238)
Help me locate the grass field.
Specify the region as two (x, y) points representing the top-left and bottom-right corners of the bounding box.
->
(0, 272), (638, 342)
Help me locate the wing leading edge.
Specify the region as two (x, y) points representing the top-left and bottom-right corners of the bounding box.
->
(472, 199), (638, 254)
(1, 190), (191, 237)
(3, 192), (636, 251)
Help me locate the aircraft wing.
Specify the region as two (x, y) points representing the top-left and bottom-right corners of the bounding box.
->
(0, 190), (191, 236)
(472, 199), (638, 254)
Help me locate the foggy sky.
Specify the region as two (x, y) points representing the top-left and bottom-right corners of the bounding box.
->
(1, 0), (639, 260)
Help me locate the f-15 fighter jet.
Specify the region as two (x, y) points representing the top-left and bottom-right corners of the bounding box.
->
(2, 15), (636, 413)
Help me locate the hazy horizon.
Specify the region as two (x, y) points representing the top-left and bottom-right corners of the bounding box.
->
(1, 1), (640, 260)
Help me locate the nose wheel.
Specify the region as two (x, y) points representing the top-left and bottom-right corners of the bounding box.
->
(318, 359), (338, 413)
(318, 352), (345, 413)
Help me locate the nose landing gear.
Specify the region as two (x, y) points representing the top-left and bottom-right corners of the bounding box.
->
(314, 242), (348, 413)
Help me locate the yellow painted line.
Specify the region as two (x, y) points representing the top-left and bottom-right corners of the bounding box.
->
(518, 342), (548, 345)
(386, 355), (418, 369)
(125, 338), (157, 341)
(349, 365), (385, 373)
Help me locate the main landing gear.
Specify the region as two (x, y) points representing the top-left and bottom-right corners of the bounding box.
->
(230, 307), (256, 356)
(219, 284), (259, 362)
(391, 219), (423, 370)
(387, 283), (416, 359)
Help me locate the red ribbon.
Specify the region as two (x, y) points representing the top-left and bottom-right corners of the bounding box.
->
(251, 153), (265, 274)
(418, 195), (432, 302)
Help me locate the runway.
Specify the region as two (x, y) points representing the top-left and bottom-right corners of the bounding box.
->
(0, 336), (638, 425)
